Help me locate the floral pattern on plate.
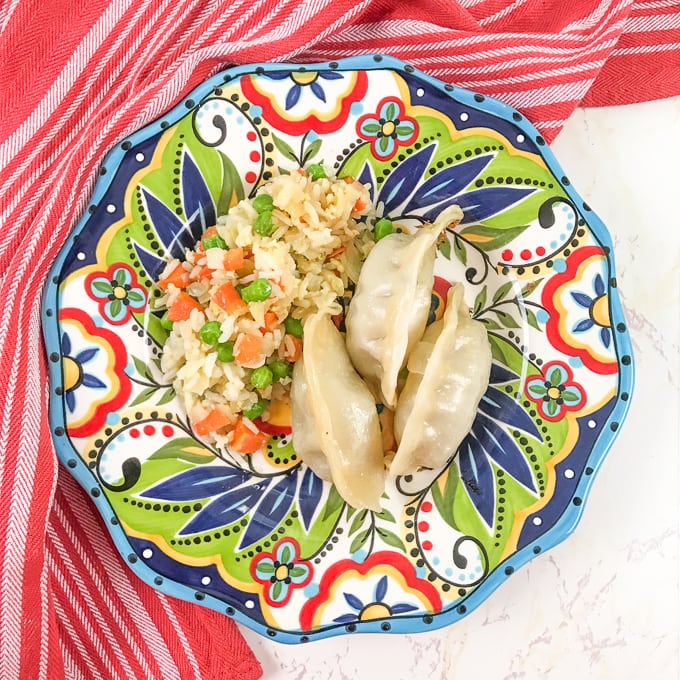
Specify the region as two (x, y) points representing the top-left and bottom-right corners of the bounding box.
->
(42, 56), (633, 643)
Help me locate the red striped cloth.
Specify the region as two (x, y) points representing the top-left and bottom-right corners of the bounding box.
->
(0, 1), (678, 678)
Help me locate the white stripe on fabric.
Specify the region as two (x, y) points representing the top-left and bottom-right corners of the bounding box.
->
(478, 0), (534, 27)
(54, 494), (186, 680)
(47, 538), (124, 680)
(157, 595), (203, 680)
(624, 12), (680, 30)
(561, 0), (633, 33)
(491, 78), (597, 108)
(53, 595), (106, 680)
(0, 0), (135, 164)
(612, 40), (680, 53)
(38, 454), (59, 680)
(52, 501), (170, 680)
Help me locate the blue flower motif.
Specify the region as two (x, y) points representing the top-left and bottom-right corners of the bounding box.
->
(332, 575), (418, 623)
(356, 143), (536, 227)
(456, 363), (542, 529)
(357, 98), (418, 160)
(570, 273), (611, 348)
(266, 70), (344, 110)
(60, 332), (106, 412)
(139, 461), (325, 549)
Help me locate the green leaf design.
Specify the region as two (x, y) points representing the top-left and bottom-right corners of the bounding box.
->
(492, 281), (515, 305)
(279, 543), (293, 564)
(127, 289), (145, 303)
(385, 102), (396, 120)
(114, 269), (127, 285)
(132, 355), (154, 381)
(349, 529), (370, 554)
(289, 565), (307, 578)
(489, 337), (506, 364)
(302, 138), (322, 164)
(562, 390), (581, 403)
(148, 437), (214, 465)
(395, 124), (413, 136)
(271, 580), (283, 601)
(453, 236), (468, 265)
(272, 134), (299, 163)
(345, 504), (356, 521)
(529, 383), (547, 396)
(109, 299), (122, 318)
(459, 223), (528, 252)
(473, 287), (487, 316)
(375, 527), (405, 551)
(438, 237), (452, 260)
(257, 561), (276, 574)
(374, 508), (396, 523)
(480, 317), (502, 330)
(322, 485), (345, 521)
(362, 123), (381, 134)
(546, 400), (559, 416)
(92, 280), (112, 293)
(430, 468), (460, 528)
(495, 309), (520, 328)
(217, 152), (246, 216)
(130, 386), (156, 406)
(549, 367), (563, 386)
(378, 136), (390, 154)
(157, 387), (176, 405)
(525, 307), (542, 331)
(349, 508), (368, 535)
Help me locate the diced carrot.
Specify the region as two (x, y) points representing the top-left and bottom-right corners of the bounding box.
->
(195, 265), (215, 281)
(234, 333), (263, 365)
(283, 334), (303, 362)
(343, 176), (355, 184)
(353, 197), (367, 212)
(223, 247), (245, 271)
(328, 245), (346, 259)
(260, 311), (279, 333)
(231, 418), (268, 454)
(167, 292), (202, 321)
(158, 262), (191, 290)
(194, 408), (232, 436)
(212, 282), (247, 315)
(296, 168), (306, 177)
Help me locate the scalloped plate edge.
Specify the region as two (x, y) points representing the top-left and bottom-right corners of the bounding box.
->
(41, 54), (635, 644)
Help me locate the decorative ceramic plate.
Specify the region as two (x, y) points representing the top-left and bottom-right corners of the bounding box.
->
(42, 55), (634, 643)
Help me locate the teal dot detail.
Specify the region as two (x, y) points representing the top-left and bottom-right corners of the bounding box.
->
(536, 309), (550, 324)
(250, 105), (263, 118)
(416, 565), (427, 579)
(351, 549), (368, 564)
(106, 412), (121, 425)
(307, 130), (319, 141)
(553, 258), (567, 273)
(92, 315), (104, 327)
(303, 583), (319, 598)
(568, 356), (583, 368)
(350, 101), (364, 114)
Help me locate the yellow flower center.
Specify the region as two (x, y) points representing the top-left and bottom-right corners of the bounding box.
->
(381, 121), (396, 136)
(590, 294), (611, 327)
(547, 386), (562, 400)
(62, 356), (82, 392)
(291, 71), (319, 86)
(112, 285), (127, 299)
(275, 564), (289, 581)
(359, 603), (391, 621)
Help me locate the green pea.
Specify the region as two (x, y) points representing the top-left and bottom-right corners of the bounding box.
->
(253, 210), (274, 237)
(240, 278), (272, 303)
(217, 341), (235, 362)
(284, 316), (303, 338)
(374, 218), (394, 241)
(252, 194), (274, 213)
(242, 399), (267, 420)
(269, 360), (291, 381)
(160, 312), (174, 331)
(199, 320), (222, 345)
(306, 163), (327, 180)
(202, 233), (227, 249)
(250, 365), (273, 390)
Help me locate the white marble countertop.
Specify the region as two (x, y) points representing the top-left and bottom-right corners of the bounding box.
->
(240, 96), (680, 679)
